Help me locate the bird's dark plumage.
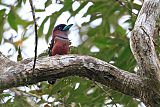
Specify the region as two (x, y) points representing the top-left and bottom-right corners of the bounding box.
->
(53, 24), (67, 32)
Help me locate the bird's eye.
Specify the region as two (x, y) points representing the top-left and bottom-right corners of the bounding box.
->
(58, 27), (62, 30)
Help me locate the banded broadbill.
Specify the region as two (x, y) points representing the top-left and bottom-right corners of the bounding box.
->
(48, 24), (73, 84)
(48, 24), (73, 56)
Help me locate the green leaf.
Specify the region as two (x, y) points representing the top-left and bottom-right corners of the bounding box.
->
(35, 9), (45, 12)
(115, 25), (126, 36)
(0, 9), (5, 43)
(17, 0), (22, 7)
(13, 96), (32, 107)
(69, 1), (88, 21)
(133, 3), (141, 11)
(0, 93), (11, 98)
(49, 78), (72, 95)
(8, 8), (18, 31)
(45, 0), (52, 8)
(22, 0), (26, 4)
(16, 14), (32, 28)
(45, 13), (58, 42)
(17, 47), (22, 61)
(38, 16), (49, 37)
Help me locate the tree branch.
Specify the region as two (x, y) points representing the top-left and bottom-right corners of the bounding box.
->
(0, 52), (16, 74)
(0, 53), (143, 100)
(130, 0), (160, 83)
(130, 0), (160, 106)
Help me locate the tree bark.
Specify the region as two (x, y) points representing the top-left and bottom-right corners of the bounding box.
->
(0, 54), (143, 99)
(0, 0), (159, 106)
(130, 0), (160, 106)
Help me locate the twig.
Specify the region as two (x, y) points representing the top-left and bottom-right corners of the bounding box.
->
(13, 88), (40, 98)
(29, 0), (38, 75)
(94, 82), (118, 107)
(115, 0), (138, 16)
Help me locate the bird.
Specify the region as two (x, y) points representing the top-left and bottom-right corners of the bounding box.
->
(48, 24), (73, 56)
(48, 24), (73, 84)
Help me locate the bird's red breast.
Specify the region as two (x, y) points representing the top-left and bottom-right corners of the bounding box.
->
(51, 36), (70, 56)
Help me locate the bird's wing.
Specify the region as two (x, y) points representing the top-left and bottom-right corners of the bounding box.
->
(48, 39), (54, 56)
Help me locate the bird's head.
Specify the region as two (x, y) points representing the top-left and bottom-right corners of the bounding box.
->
(52, 24), (73, 41)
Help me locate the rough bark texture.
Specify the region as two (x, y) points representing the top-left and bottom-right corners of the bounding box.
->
(0, 55), (143, 98)
(0, 0), (159, 107)
(130, 0), (160, 106)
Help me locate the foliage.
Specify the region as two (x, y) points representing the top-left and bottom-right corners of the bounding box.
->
(0, 0), (146, 107)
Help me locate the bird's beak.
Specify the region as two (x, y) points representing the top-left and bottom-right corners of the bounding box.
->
(62, 24), (73, 31)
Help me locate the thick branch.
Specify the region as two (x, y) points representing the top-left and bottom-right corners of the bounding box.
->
(130, 0), (160, 106)
(130, 0), (160, 83)
(0, 54), (143, 99)
(0, 52), (16, 74)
